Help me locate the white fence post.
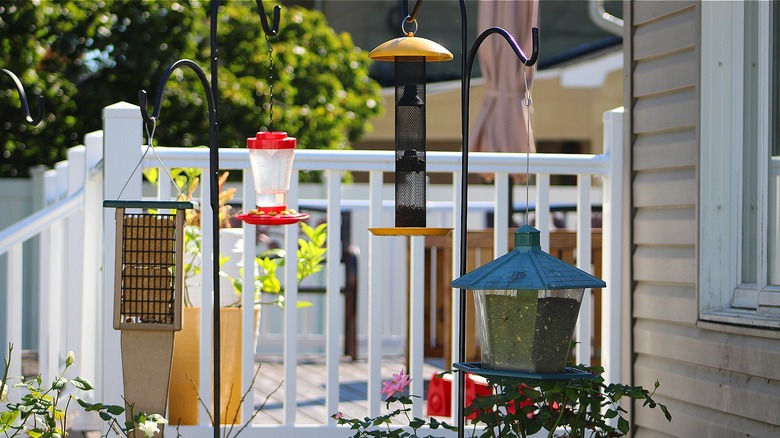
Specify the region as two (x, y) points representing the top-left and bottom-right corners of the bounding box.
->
(39, 166), (65, 381)
(65, 146), (86, 374)
(101, 102), (144, 410)
(68, 132), (105, 431)
(601, 107), (624, 386)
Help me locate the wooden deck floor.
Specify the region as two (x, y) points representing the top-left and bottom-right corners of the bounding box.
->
(251, 354), (449, 425)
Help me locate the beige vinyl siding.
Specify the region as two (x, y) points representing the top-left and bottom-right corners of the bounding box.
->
(628, 1), (700, 435)
(629, 1), (780, 436)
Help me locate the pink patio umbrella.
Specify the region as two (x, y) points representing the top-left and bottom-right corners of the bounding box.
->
(469, 0), (538, 161)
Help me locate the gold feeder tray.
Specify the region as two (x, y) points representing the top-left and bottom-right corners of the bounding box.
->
(369, 227), (453, 236)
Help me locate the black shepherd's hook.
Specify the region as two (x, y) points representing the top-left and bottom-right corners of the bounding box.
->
(454, 0), (540, 435)
(137, 59), (216, 132)
(255, 0), (281, 36)
(402, 0), (423, 23)
(469, 27), (540, 70)
(1, 68), (45, 126)
(136, 3), (283, 436)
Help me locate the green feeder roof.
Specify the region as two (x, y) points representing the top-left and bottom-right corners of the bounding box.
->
(451, 225), (606, 290)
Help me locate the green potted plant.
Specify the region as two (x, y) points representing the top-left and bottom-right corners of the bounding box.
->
(155, 168), (325, 425)
(332, 365), (671, 437)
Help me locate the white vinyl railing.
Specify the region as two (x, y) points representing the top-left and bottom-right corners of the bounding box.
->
(0, 102), (624, 437)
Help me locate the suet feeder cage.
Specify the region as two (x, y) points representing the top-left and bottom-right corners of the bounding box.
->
(452, 225), (606, 377)
(236, 131), (309, 226)
(104, 199), (196, 434)
(368, 22), (454, 236)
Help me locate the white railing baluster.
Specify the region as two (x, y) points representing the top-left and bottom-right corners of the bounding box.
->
(535, 173), (551, 251)
(6, 243), (23, 400)
(65, 146), (86, 378)
(241, 171), (255, 425)
(283, 169), (300, 425)
(79, 131), (104, 411)
(409, 235), (425, 419)
(367, 170), (383, 418)
(493, 172), (509, 255)
(199, 167), (213, 426)
(450, 171), (463, 422)
(39, 168), (58, 381)
(325, 169), (341, 424)
(575, 175), (593, 366)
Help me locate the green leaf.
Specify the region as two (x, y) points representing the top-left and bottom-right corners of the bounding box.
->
(661, 404), (672, 421)
(77, 399), (102, 411)
(106, 404), (125, 416)
(70, 376), (94, 391)
(51, 376), (68, 390)
(408, 418), (425, 429)
(99, 411), (113, 421)
(617, 416), (630, 434)
(0, 411), (20, 430)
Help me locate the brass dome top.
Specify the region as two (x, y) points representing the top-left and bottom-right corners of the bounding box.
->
(369, 34), (453, 62)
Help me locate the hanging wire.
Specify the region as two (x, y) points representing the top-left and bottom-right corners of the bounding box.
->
(523, 63), (534, 223)
(115, 118), (186, 201)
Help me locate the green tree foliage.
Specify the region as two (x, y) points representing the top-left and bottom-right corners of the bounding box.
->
(0, 0), (382, 177)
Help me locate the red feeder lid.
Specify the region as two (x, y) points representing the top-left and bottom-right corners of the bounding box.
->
(247, 131), (297, 149)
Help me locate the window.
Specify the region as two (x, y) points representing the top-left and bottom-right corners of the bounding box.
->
(700, 1), (780, 328)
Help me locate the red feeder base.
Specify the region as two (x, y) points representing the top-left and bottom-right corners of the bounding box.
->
(426, 372), (491, 420)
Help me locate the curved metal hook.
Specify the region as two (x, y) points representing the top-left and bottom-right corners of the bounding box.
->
(467, 26), (539, 70)
(138, 59), (216, 132)
(1, 68), (45, 126)
(254, 0), (281, 37)
(402, 0), (423, 23)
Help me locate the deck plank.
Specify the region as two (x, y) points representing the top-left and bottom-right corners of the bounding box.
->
(250, 355), (446, 426)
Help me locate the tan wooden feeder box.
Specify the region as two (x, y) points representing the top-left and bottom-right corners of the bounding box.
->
(105, 200), (196, 436)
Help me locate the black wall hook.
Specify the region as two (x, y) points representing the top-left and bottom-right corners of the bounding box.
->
(1, 68), (45, 126)
(255, 0), (281, 37)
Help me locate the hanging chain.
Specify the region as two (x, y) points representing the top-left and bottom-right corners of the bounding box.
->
(266, 34), (275, 131)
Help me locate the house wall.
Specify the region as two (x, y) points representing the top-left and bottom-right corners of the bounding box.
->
(628, 2), (780, 436)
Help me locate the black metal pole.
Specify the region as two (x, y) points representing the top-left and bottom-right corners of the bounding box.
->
(140, 3), (279, 433)
(456, 2), (539, 435)
(209, 1), (222, 433)
(456, 3), (468, 436)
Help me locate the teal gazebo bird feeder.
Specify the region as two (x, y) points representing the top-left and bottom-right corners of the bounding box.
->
(451, 225), (605, 378)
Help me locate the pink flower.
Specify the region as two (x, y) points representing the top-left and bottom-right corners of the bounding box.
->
(334, 412), (343, 420)
(380, 369), (412, 399)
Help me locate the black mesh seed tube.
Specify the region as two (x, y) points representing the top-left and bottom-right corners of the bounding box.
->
(395, 56), (427, 227)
